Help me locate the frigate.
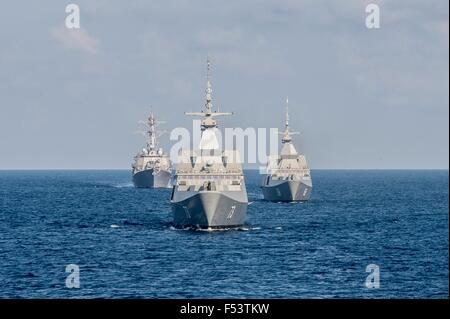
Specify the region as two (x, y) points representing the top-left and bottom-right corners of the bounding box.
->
(170, 60), (248, 228)
(261, 98), (312, 201)
(132, 113), (172, 188)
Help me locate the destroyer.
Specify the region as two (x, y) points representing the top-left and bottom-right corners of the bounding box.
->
(261, 98), (312, 201)
(132, 112), (172, 188)
(170, 59), (248, 228)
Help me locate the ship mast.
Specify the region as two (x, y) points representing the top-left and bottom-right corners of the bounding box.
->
(281, 97), (299, 144)
(205, 58), (213, 115)
(147, 112), (157, 150)
(185, 58), (232, 132)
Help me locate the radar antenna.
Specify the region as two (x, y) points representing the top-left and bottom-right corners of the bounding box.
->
(185, 57), (233, 131)
(137, 109), (167, 151)
(281, 97), (299, 143)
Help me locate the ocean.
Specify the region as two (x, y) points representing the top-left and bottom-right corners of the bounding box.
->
(0, 170), (448, 298)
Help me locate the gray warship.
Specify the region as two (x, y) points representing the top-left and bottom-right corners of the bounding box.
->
(261, 98), (312, 201)
(132, 113), (172, 188)
(170, 60), (248, 228)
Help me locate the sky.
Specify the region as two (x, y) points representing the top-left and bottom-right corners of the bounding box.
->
(0, 0), (448, 169)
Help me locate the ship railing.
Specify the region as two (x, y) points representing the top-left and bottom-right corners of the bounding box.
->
(175, 174), (243, 186)
(175, 169), (243, 174)
(268, 168), (310, 174)
(267, 169), (311, 179)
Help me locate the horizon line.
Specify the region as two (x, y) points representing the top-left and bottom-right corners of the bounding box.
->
(0, 168), (448, 171)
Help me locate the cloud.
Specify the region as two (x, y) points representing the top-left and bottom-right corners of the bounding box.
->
(51, 27), (99, 55)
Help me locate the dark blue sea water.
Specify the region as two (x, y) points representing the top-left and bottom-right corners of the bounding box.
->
(0, 170), (448, 298)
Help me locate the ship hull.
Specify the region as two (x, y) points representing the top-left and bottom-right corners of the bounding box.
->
(132, 168), (171, 188)
(261, 180), (312, 202)
(171, 191), (247, 228)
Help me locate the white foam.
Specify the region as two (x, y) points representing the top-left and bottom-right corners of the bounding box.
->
(114, 182), (133, 188)
(168, 225), (255, 232)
